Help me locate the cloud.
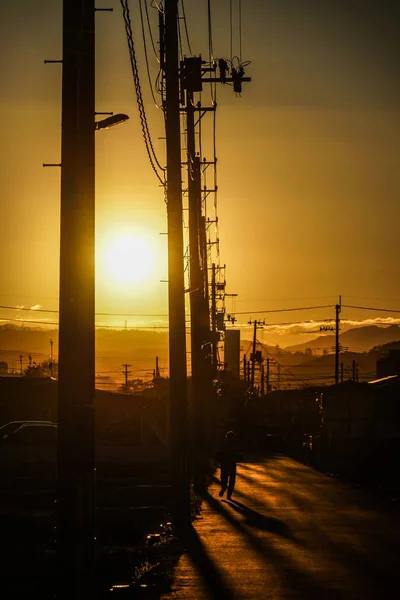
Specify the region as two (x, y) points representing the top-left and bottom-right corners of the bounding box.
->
(30, 304), (42, 311)
(236, 317), (400, 336)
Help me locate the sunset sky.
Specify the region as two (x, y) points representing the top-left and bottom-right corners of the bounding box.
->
(0, 0), (399, 346)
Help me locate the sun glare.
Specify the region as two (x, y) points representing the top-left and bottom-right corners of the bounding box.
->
(101, 234), (156, 286)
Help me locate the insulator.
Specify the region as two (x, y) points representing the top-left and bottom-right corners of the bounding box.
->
(218, 58), (228, 83)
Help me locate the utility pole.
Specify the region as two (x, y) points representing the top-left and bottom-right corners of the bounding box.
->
(266, 358), (270, 394)
(243, 355), (247, 381)
(211, 263), (218, 374)
(155, 356), (160, 379)
(183, 58), (209, 490)
(261, 360), (265, 396)
(50, 339), (54, 377)
(335, 296), (341, 385)
(277, 362), (281, 391)
(122, 364), (131, 390)
(248, 319), (265, 390)
(352, 360), (358, 382)
(19, 354), (23, 375)
(163, 0), (190, 527)
(57, 0), (95, 594)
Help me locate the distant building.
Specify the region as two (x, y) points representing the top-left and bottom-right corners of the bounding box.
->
(376, 349), (400, 378)
(0, 362), (8, 374)
(224, 329), (241, 378)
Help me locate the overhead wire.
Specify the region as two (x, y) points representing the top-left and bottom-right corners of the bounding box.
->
(343, 304), (400, 313)
(181, 0), (192, 56)
(229, 0), (233, 60)
(138, 0), (161, 107)
(177, 9), (183, 59)
(257, 340), (313, 388)
(151, 0), (164, 13)
(239, 0), (242, 62)
(0, 317), (175, 330)
(143, 0), (159, 61)
(207, 0), (214, 61)
(120, 0), (165, 186)
(235, 304), (336, 315)
(0, 304), (169, 317)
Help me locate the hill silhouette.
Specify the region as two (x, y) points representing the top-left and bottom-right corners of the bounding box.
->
(0, 325), (170, 385)
(285, 324), (400, 353)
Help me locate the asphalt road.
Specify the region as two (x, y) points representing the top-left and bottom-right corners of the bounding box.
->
(162, 455), (400, 600)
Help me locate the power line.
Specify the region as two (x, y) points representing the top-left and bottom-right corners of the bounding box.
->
(235, 304), (335, 315)
(120, 0), (165, 185)
(138, 0), (160, 107)
(257, 339), (313, 389)
(0, 304), (169, 317)
(177, 7), (183, 59)
(180, 0), (192, 55)
(207, 0), (214, 61)
(144, 0), (159, 61)
(0, 317), (178, 330)
(229, 0), (233, 60)
(238, 0), (242, 62)
(343, 304), (400, 313)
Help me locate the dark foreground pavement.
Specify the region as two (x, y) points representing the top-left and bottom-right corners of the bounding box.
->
(162, 456), (400, 600)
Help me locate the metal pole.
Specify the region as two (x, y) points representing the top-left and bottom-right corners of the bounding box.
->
(335, 296), (341, 385)
(211, 263), (218, 374)
(186, 83), (207, 490)
(164, 0), (190, 526)
(251, 320), (257, 390)
(58, 0), (96, 594)
(50, 339), (54, 377)
(261, 360), (264, 396)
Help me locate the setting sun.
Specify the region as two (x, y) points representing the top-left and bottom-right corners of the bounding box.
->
(100, 234), (156, 286)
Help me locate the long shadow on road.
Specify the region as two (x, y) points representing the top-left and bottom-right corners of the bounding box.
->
(181, 525), (236, 600)
(201, 491), (345, 600)
(223, 499), (296, 541)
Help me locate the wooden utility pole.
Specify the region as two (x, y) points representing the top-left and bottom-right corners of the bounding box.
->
(248, 319), (265, 390)
(122, 363), (131, 389)
(164, 0), (190, 526)
(335, 296), (341, 385)
(266, 358), (270, 394)
(58, 0), (96, 595)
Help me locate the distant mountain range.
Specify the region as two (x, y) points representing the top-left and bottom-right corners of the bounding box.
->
(285, 324), (400, 353)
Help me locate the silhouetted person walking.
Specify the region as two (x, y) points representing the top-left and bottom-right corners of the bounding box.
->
(216, 431), (242, 500)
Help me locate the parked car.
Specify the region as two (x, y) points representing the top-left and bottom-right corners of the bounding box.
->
(0, 423), (58, 475)
(0, 420), (54, 445)
(2, 422), (57, 444)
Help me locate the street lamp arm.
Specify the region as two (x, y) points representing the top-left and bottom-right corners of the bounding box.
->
(95, 113), (129, 131)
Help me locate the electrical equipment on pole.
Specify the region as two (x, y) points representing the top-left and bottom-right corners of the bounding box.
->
(248, 319), (266, 391)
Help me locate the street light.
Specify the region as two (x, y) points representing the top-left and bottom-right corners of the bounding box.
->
(95, 113), (129, 131)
